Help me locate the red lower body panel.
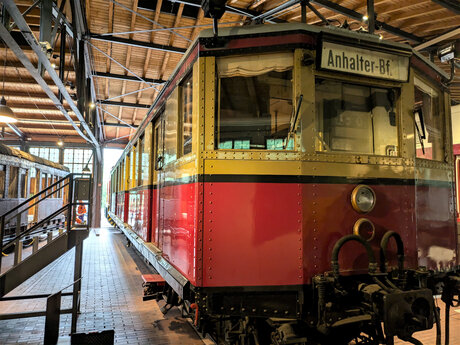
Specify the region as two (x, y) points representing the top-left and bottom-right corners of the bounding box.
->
(158, 183), (200, 286)
(200, 182), (457, 287)
(116, 179), (457, 290)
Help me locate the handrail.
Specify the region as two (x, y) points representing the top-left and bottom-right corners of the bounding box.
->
(0, 174), (71, 219)
(1, 205), (69, 251)
(4, 181), (70, 225)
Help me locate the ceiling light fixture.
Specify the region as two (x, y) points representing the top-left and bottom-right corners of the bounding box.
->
(0, 44), (16, 123)
(57, 138), (64, 146)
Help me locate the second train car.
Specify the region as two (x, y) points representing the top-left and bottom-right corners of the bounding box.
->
(108, 23), (459, 345)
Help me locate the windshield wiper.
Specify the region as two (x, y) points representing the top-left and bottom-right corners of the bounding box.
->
(284, 94), (303, 149)
(414, 109), (426, 155)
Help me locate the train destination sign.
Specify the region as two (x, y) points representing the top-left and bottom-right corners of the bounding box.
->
(319, 41), (410, 82)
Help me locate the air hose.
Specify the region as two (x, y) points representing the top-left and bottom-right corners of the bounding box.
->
(331, 234), (377, 279)
(380, 231), (405, 274)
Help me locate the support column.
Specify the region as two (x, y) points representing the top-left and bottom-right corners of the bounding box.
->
(71, 241), (83, 334)
(367, 0), (375, 35)
(91, 149), (103, 228)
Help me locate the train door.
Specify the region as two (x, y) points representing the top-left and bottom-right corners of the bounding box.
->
(154, 115), (165, 249)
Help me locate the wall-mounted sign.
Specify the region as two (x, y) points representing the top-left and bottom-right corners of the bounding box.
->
(319, 41), (410, 82)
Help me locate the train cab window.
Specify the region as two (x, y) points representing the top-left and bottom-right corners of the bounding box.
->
(414, 78), (444, 161)
(8, 166), (19, 198)
(0, 165), (5, 198)
(217, 53), (294, 150)
(181, 73), (193, 155)
(315, 79), (398, 156)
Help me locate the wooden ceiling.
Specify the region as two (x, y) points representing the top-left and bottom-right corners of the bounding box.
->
(1, 0), (459, 145)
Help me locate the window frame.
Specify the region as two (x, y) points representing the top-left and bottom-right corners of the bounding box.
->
(180, 72), (194, 157)
(312, 71), (402, 158)
(413, 75), (446, 162)
(215, 66), (297, 152)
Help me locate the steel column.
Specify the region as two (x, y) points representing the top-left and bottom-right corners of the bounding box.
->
(93, 71), (165, 84)
(0, 1), (102, 160)
(367, 0), (375, 35)
(58, 24), (66, 103)
(90, 34), (187, 54)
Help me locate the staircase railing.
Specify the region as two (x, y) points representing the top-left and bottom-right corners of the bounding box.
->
(0, 173), (92, 339)
(0, 173), (90, 273)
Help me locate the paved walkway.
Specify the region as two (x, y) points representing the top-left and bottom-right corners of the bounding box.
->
(0, 227), (205, 345)
(0, 226), (458, 344)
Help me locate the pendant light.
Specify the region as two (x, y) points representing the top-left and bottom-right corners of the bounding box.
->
(0, 44), (16, 123)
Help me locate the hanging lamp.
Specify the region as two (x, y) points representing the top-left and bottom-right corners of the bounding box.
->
(0, 44), (16, 123)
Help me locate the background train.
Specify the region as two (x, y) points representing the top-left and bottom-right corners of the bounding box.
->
(0, 143), (69, 247)
(108, 22), (459, 345)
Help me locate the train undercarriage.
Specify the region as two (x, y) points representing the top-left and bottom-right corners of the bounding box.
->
(141, 231), (460, 345)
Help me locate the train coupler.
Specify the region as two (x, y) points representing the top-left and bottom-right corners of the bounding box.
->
(381, 288), (434, 340)
(141, 274), (165, 301)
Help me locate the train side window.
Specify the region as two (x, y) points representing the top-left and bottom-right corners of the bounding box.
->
(138, 137), (143, 186)
(8, 166), (19, 198)
(0, 165), (5, 198)
(20, 169), (28, 199)
(414, 78), (444, 161)
(130, 146), (137, 188)
(41, 173), (47, 190)
(315, 79), (399, 156)
(216, 53), (294, 150)
(181, 73), (193, 155)
(164, 91), (178, 164)
(142, 124), (152, 184)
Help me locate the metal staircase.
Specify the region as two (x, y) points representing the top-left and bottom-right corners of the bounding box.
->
(0, 173), (91, 337)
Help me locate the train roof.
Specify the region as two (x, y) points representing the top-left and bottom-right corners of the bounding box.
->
(0, 143), (69, 172)
(111, 22), (451, 173)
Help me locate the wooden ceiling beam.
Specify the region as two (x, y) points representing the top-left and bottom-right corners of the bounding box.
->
(130, 0), (164, 138)
(116, 0), (139, 141)
(309, 0), (424, 43)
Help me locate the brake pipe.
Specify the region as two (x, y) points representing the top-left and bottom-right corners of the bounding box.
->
(331, 234), (377, 279)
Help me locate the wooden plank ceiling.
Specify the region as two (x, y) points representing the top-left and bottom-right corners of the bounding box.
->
(1, 0), (459, 145)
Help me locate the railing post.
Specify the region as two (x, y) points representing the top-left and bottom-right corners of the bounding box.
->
(14, 213), (21, 266)
(47, 232), (53, 244)
(32, 236), (39, 253)
(67, 174), (74, 230)
(0, 216), (4, 272)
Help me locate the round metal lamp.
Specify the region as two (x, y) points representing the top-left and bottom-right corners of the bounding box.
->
(0, 96), (16, 123)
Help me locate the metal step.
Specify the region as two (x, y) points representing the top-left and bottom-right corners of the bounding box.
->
(0, 229), (88, 298)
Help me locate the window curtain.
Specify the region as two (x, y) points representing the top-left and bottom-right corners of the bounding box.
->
(217, 52), (293, 78)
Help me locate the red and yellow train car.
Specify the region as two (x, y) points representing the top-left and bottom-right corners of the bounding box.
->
(108, 22), (459, 345)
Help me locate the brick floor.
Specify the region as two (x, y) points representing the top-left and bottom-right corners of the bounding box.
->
(0, 227), (205, 345)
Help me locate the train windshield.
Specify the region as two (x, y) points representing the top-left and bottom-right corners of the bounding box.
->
(315, 79), (399, 156)
(216, 53), (294, 150)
